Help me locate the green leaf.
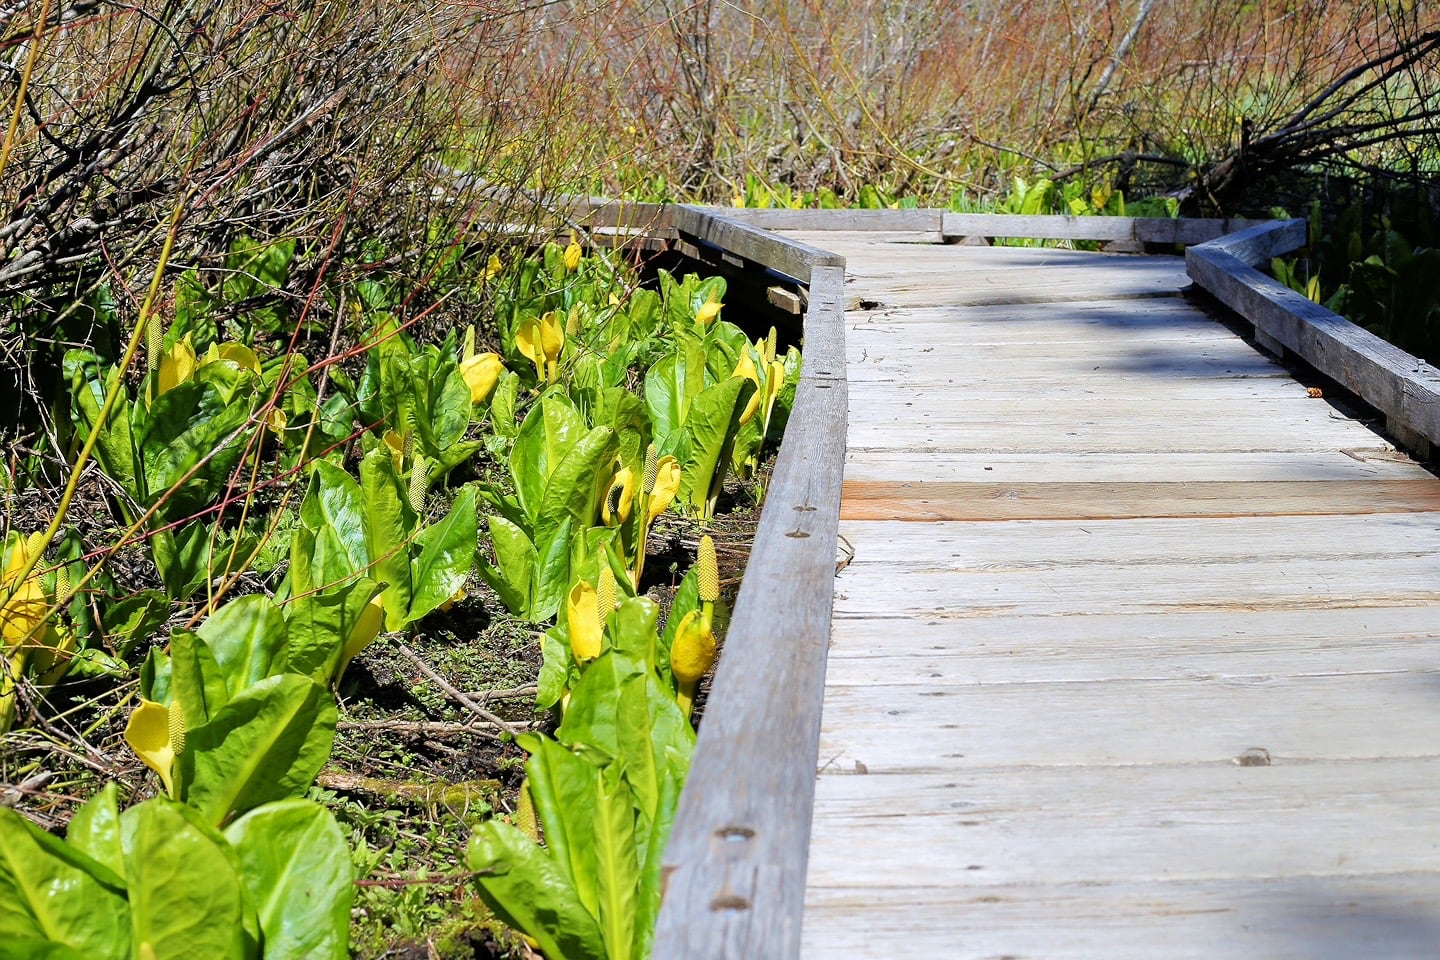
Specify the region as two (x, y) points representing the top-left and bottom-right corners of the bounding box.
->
(423, 363), (472, 452)
(120, 799), (252, 960)
(181, 674), (337, 826)
(608, 596), (660, 669)
(0, 809), (128, 960)
(489, 371), (520, 438)
(533, 426), (618, 562)
(301, 459), (368, 577)
(678, 376), (752, 514)
(634, 767), (683, 958)
(467, 821), (605, 960)
(524, 737), (602, 918)
(169, 630), (231, 729)
(407, 486), (477, 623)
(100, 590), (169, 658)
(66, 783), (125, 880)
(643, 343), (706, 441)
(536, 627), (570, 710)
(478, 515), (536, 618)
(285, 576), (383, 683)
(592, 761), (638, 960)
(530, 514), (576, 622)
(69, 363), (139, 504)
(137, 379), (252, 521)
(223, 800), (353, 960)
(511, 395), (587, 523)
(359, 449), (415, 632)
(197, 594), (289, 696)
(151, 521), (214, 601)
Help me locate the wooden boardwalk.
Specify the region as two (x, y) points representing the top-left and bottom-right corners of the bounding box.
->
(791, 232), (1440, 959)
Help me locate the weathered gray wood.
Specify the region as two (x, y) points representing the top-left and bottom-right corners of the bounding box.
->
(651, 252), (847, 960)
(671, 205), (843, 282)
(805, 873), (1440, 960)
(1188, 221), (1440, 454)
(802, 226), (1440, 959)
(721, 207), (942, 234)
(940, 212), (1266, 244)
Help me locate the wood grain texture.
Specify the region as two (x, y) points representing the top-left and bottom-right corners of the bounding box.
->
(840, 478), (1440, 520)
(800, 227), (1440, 959)
(941, 211), (1266, 244)
(671, 205), (843, 282)
(652, 248), (847, 960)
(1188, 222), (1440, 452)
(805, 874), (1440, 960)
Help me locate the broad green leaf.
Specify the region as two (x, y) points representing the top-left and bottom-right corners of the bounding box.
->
(168, 630), (231, 729)
(608, 596), (660, 668)
(593, 761), (638, 960)
(531, 514), (576, 622)
(151, 521), (214, 601)
(120, 799), (251, 960)
(359, 449), (415, 632)
(524, 736), (602, 918)
(536, 627), (570, 710)
(422, 363), (472, 451)
(284, 576), (382, 683)
(224, 800), (353, 960)
(100, 590), (168, 658)
(69, 362), (138, 504)
(66, 783), (125, 880)
(533, 426), (618, 557)
(407, 486), (477, 623)
(301, 459), (368, 577)
(634, 767), (684, 959)
(643, 342), (706, 442)
(0, 808), (128, 960)
(478, 515), (536, 618)
(0, 939), (89, 960)
(467, 821), (605, 960)
(138, 379), (252, 521)
(679, 376), (753, 514)
(181, 674), (336, 826)
(489, 371), (520, 438)
(511, 395), (586, 523)
(593, 387), (650, 477)
(197, 594), (289, 696)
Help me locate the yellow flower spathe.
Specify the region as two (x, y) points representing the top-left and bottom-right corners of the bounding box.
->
(646, 456), (681, 523)
(604, 466), (636, 526)
(695, 295), (722, 326)
(732, 352), (762, 425)
(154, 335), (197, 398)
(459, 352), (504, 404)
(124, 699), (179, 798)
(563, 233), (582, 273)
(567, 580), (602, 661)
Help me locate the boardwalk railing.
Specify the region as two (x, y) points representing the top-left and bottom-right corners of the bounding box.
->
(1186, 221), (1440, 459)
(531, 204), (1439, 957)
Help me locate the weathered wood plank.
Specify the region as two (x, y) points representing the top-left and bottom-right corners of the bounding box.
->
(807, 763), (1440, 885)
(1188, 219), (1440, 456)
(803, 874), (1440, 960)
(940, 212), (1267, 244)
(837, 512), (1440, 567)
(724, 207), (942, 233)
(816, 672), (1440, 772)
(843, 449), (1425, 484)
(824, 605), (1440, 686)
(671, 205), (843, 282)
(840, 478), (1440, 520)
(832, 549), (1440, 618)
(652, 253), (847, 960)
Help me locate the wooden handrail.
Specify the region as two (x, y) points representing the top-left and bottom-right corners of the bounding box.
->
(1186, 219), (1440, 458)
(650, 208), (847, 960)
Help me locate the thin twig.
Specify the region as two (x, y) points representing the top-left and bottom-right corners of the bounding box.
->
(393, 642), (529, 736)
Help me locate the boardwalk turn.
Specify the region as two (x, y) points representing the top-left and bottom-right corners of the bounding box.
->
(792, 233), (1440, 958)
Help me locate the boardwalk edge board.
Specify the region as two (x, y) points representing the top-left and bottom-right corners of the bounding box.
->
(652, 210), (847, 960)
(623, 208), (1350, 957)
(1186, 220), (1440, 458)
